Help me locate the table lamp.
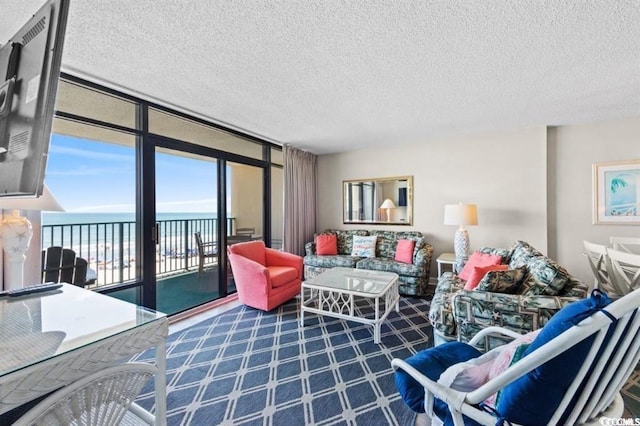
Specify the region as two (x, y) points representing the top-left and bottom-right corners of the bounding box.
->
(0, 185), (64, 290)
(380, 199), (396, 222)
(444, 203), (478, 261)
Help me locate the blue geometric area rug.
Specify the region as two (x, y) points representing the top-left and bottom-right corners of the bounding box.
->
(133, 296), (432, 425)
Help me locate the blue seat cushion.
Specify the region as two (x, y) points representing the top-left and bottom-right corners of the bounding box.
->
(496, 290), (612, 424)
(395, 341), (482, 421)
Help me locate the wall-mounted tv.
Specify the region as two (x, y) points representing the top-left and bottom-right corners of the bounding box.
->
(0, 0), (69, 197)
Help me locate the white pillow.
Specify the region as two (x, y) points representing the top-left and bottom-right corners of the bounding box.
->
(437, 349), (499, 392)
(351, 236), (377, 257)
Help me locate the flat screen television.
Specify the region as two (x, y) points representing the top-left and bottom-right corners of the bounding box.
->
(0, 0), (69, 197)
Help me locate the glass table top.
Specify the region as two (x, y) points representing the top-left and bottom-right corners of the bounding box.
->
(303, 267), (398, 295)
(0, 284), (166, 377)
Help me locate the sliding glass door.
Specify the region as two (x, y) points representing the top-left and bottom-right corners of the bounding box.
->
(154, 147), (220, 315)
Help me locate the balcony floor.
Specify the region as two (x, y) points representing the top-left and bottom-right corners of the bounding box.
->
(113, 266), (234, 316)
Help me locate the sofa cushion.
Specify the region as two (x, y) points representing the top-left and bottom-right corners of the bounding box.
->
(476, 267), (527, 293)
(267, 266), (299, 288)
(369, 230), (397, 258)
(356, 257), (424, 277)
(508, 240), (543, 269)
(304, 255), (361, 269)
(560, 277), (589, 298)
(519, 256), (571, 296)
(478, 246), (512, 264)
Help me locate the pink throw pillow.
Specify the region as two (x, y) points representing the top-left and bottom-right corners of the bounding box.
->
(464, 264), (508, 290)
(458, 251), (503, 281)
(395, 239), (416, 264)
(316, 234), (337, 255)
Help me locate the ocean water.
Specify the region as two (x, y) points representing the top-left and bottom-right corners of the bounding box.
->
(43, 212), (217, 225)
(41, 212), (221, 260)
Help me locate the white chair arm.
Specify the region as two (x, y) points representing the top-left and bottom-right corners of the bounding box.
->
(391, 358), (497, 426)
(467, 326), (524, 347)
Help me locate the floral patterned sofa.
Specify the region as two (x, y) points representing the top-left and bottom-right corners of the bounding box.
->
(429, 240), (589, 349)
(303, 229), (433, 296)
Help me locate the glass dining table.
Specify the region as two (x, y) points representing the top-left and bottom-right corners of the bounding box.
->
(0, 284), (168, 424)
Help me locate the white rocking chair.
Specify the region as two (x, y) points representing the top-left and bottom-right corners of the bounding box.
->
(392, 288), (640, 425)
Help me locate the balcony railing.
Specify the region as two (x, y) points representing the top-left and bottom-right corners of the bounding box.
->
(41, 217), (236, 289)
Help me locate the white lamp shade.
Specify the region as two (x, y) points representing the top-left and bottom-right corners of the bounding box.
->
(0, 185), (64, 212)
(444, 203), (478, 226)
(380, 199), (396, 209)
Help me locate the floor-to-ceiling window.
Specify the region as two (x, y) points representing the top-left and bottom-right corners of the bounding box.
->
(46, 79), (141, 301)
(42, 74), (284, 315)
(154, 147), (220, 315)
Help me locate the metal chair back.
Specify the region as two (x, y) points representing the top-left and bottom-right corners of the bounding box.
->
(41, 246), (88, 287)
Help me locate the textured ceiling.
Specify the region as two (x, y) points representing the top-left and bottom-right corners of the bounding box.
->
(2, 1), (640, 155)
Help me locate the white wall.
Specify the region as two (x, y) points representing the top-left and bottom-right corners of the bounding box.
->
(318, 126), (548, 276)
(318, 116), (640, 282)
(549, 116), (640, 284)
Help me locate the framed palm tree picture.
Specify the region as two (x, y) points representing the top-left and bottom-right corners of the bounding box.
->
(593, 159), (640, 224)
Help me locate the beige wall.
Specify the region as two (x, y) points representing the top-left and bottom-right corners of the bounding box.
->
(549, 116), (640, 284)
(318, 116), (640, 281)
(318, 126), (548, 276)
(229, 163), (263, 235)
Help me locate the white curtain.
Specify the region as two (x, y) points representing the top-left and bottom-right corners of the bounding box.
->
(283, 145), (317, 256)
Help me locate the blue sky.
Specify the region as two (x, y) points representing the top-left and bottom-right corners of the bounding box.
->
(46, 134), (219, 213)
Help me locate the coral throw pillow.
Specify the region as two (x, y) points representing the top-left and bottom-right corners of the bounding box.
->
(463, 264), (508, 290)
(458, 251), (503, 281)
(316, 234), (338, 255)
(395, 239), (416, 264)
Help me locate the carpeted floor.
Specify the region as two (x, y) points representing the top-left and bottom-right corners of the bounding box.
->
(623, 368), (640, 417)
(133, 296), (432, 425)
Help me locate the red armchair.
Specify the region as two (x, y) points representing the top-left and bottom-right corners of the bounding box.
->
(227, 240), (303, 311)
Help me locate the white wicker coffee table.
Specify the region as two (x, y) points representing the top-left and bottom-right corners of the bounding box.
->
(300, 267), (400, 343)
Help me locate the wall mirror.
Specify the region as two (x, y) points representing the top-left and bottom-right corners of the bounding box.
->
(343, 176), (413, 225)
